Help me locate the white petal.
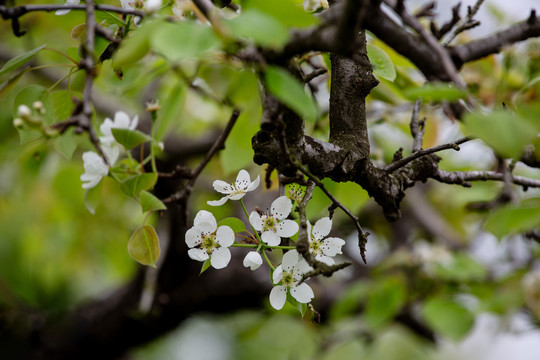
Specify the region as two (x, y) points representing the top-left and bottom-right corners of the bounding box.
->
(216, 226), (235, 247)
(271, 196), (293, 220)
(247, 175), (260, 192)
(210, 247), (231, 269)
(129, 115), (139, 130)
(188, 248), (208, 262)
(81, 175), (101, 189)
(102, 144), (120, 166)
(276, 220), (299, 238)
(315, 254), (335, 265)
(269, 286), (287, 310)
(83, 152), (108, 176)
(99, 118), (114, 143)
(228, 193), (245, 201)
(213, 180), (234, 194)
(313, 217), (332, 240)
(293, 259), (312, 279)
(290, 283), (314, 303)
(272, 265), (283, 284)
(243, 252), (263, 270)
(322, 237), (346, 256)
(261, 231), (280, 246)
(282, 250), (299, 271)
(55, 8), (71, 15)
(185, 227), (201, 248)
(249, 212), (263, 231)
(193, 210), (217, 233)
(207, 197), (229, 206)
(235, 169), (251, 190)
(114, 111), (131, 128)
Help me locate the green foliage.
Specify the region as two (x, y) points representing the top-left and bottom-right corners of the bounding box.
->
(367, 44), (396, 81)
(226, 9), (289, 49)
(111, 128), (152, 149)
(218, 217), (247, 233)
(364, 275), (407, 329)
(265, 66), (318, 123)
(128, 225), (161, 267)
(484, 201), (540, 237)
(140, 190), (167, 213)
(121, 173), (158, 198)
(421, 297), (475, 341)
(245, 0), (317, 28)
(0, 44), (46, 77)
(404, 83), (466, 101)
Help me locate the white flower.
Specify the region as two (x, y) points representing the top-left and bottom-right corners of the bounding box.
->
(99, 111), (139, 145)
(120, 0), (145, 10)
(243, 251), (263, 271)
(303, 0), (328, 12)
(270, 250), (314, 310)
(185, 210), (235, 269)
(145, 0), (162, 12)
(249, 196), (298, 246)
(55, 0), (80, 16)
(207, 170), (260, 206)
(307, 217), (345, 265)
(80, 152), (109, 189)
(17, 104), (31, 119)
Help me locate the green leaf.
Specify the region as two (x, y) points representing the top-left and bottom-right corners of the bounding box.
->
(421, 298), (474, 341)
(121, 173), (158, 198)
(221, 110), (259, 173)
(151, 21), (221, 61)
(367, 44), (396, 81)
(51, 90), (78, 159)
(217, 217), (246, 233)
(0, 44), (46, 77)
(364, 276), (406, 329)
(0, 69), (28, 100)
(433, 254), (487, 282)
(84, 181), (102, 214)
(404, 83), (466, 101)
(265, 66), (318, 123)
(111, 128), (151, 149)
(154, 82), (186, 141)
(463, 110), (538, 159)
(484, 202), (540, 237)
(95, 10), (126, 27)
(245, 0), (317, 28)
(13, 85), (55, 143)
(140, 190), (167, 213)
(128, 225), (161, 267)
(286, 292), (308, 316)
(112, 21), (154, 67)
(200, 259), (212, 275)
(225, 9), (289, 49)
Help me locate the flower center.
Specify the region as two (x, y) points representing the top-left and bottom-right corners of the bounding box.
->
(281, 270), (295, 286)
(133, 0), (144, 9)
(229, 188), (245, 197)
(201, 233), (218, 254)
(310, 237), (322, 255)
(261, 215), (278, 232)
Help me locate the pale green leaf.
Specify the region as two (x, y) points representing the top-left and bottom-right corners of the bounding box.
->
(121, 173), (158, 198)
(265, 66), (317, 123)
(140, 190), (167, 213)
(111, 128), (151, 149)
(484, 202), (540, 237)
(367, 44), (396, 81)
(200, 259), (212, 275)
(464, 110), (538, 159)
(128, 225), (161, 267)
(422, 298), (474, 341)
(217, 217), (246, 233)
(0, 69), (27, 100)
(226, 9), (289, 49)
(404, 83), (466, 101)
(112, 21), (155, 67)
(0, 44), (46, 77)
(364, 276), (406, 329)
(245, 0), (317, 27)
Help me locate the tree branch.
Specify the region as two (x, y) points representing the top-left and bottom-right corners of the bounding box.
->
(433, 169), (540, 189)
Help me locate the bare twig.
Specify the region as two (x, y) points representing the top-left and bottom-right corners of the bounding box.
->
(432, 3), (461, 40)
(443, 0), (485, 45)
(162, 108), (241, 204)
(304, 68), (327, 83)
(433, 169), (540, 189)
(0, 4), (144, 18)
(409, 99), (425, 152)
(385, 137), (472, 173)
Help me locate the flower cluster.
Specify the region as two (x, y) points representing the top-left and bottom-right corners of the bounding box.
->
(185, 169), (346, 311)
(80, 111), (138, 189)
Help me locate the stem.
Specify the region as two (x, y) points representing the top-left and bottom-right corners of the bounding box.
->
(261, 249), (275, 271)
(240, 198), (262, 244)
(230, 244), (258, 248)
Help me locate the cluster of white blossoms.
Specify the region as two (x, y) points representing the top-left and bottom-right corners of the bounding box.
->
(80, 111), (138, 189)
(186, 169), (346, 311)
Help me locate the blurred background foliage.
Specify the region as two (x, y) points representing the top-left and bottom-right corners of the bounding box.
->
(1, 0), (540, 359)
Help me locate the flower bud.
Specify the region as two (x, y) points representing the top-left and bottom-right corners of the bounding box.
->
(145, 0), (162, 12)
(243, 251), (263, 271)
(13, 118), (24, 129)
(17, 104), (32, 119)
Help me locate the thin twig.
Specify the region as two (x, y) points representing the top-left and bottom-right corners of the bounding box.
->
(409, 99), (425, 152)
(434, 169), (540, 189)
(304, 68), (327, 83)
(385, 137), (472, 173)
(162, 108), (241, 204)
(444, 0), (485, 45)
(0, 4), (144, 18)
(432, 3), (461, 40)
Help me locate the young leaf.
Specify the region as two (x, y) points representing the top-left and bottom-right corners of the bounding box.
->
(111, 128), (151, 149)
(404, 83), (466, 101)
(265, 66), (317, 123)
(464, 110), (538, 159)
(140, 190), (167, 213)
(245, 0), (317, 28)
(217, 217), (246, 233)
(121, 173), (158, 198)
(484, 202), (540, 238)
(367, 44), (396, 81)
(200, 259), (212, 275)
(225, 9), (289, 49)
(0, 44), (46, 77)
(128, 225), (161, 267)
(0, 69), (28, 99)
(421, 298), (474, 341)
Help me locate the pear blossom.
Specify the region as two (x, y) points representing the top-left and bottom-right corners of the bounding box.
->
(243, 251), (263, 271)
(249, 196), (298, 246)
(145, 0), (162, 12)
(80, 152), (109, 189)
(307, 217), (345, 265)
(207, 170), (260, 206)
(55, 0), (80, 16)
(270, 250), (314, 310)
(99, 111), (139, 145)
(185, 210), (235, 269)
